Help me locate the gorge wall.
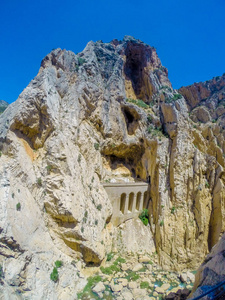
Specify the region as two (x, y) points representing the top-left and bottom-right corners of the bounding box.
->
(0, 36), (224, 298)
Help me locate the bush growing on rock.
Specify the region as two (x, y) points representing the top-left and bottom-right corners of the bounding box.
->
(55, 260), (63, 268)
(139, 209), (149, 226)
(94, 143), (100, 150)
(16, 202), (21, 211)
(50, 267), (58, 282)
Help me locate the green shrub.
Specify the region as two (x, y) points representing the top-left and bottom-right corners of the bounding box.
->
(94, 143), (100, 150)
(50, 267), (59, 282)
(78, 57), (86, 66)
(147, 115), (152, 123)
(160, 220), (164, 226)
(95, 219), (98, 225)
(172, 93), (182, 101)
(77, 154), (81, 163)
(106, 252), (114, 261)
(139, 209), (149, 226)
(37, 177), (42, 186)
(55, 260), (63, 268)
(16, 203), (21, 211)
(12, 193), (15, 199)
(97, 204), (102, 211)
(171, 206), (176, 214)
(147, 126), (166, 138)
(165, 93), (182, 103)
(147, 126), (153, 134)
(46, 165), (52, 172)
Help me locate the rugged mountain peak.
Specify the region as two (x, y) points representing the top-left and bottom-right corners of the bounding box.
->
(40, 36), (171, 103)
(0, 38), (224, 298)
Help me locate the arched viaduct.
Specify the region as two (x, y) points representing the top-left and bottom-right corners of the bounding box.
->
(102, 182), (150, 226)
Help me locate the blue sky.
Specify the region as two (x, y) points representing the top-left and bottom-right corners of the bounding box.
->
(1, 0), (225, 103)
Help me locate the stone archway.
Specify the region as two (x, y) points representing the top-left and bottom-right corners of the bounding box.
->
(120, 193), (126, 214)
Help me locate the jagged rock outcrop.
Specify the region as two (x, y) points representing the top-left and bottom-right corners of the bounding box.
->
(190, 232), (225, 299)
(0, 36), (224, 298)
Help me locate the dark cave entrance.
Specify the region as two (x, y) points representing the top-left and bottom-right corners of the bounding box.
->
(124, 41), (153, 102)
(122, 105), (140, 135)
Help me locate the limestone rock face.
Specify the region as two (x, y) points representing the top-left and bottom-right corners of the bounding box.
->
(0, 36), (225, 298)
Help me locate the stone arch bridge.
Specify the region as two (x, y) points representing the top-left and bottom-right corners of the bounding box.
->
(102, 182), (150, 226)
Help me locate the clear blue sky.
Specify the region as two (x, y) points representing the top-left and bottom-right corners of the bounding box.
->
(1, 0), (225, 103)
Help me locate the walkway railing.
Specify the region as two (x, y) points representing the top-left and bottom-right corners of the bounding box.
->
(190, 280), (225, 300)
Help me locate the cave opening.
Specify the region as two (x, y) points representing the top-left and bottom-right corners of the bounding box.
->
(122, 106), (140, 135)
(124, 41), (153, 102)
(123, 107), (134, 123)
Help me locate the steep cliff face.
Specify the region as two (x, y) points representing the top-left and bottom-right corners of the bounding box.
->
(0, 36), (224, 298)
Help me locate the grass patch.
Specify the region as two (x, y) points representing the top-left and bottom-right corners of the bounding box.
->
(138, 266), (147, 273)
(114, 257), (126, 264)
(125, 270), (140, 282)
(100, 264), (120, 275)
(100, 256), (125, 275)
(140, 281), (149, 289)
(126, 98), (149, 109)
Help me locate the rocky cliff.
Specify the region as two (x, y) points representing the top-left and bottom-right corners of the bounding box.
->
(0, 36), (224, 299)
(189, 231), (225, 299)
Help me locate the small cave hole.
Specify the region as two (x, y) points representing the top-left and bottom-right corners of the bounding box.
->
(124, 108), (134, 123)
(122, 106), (140, 135)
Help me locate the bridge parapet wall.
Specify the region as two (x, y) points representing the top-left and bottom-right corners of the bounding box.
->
(102, 182), (149, 226)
